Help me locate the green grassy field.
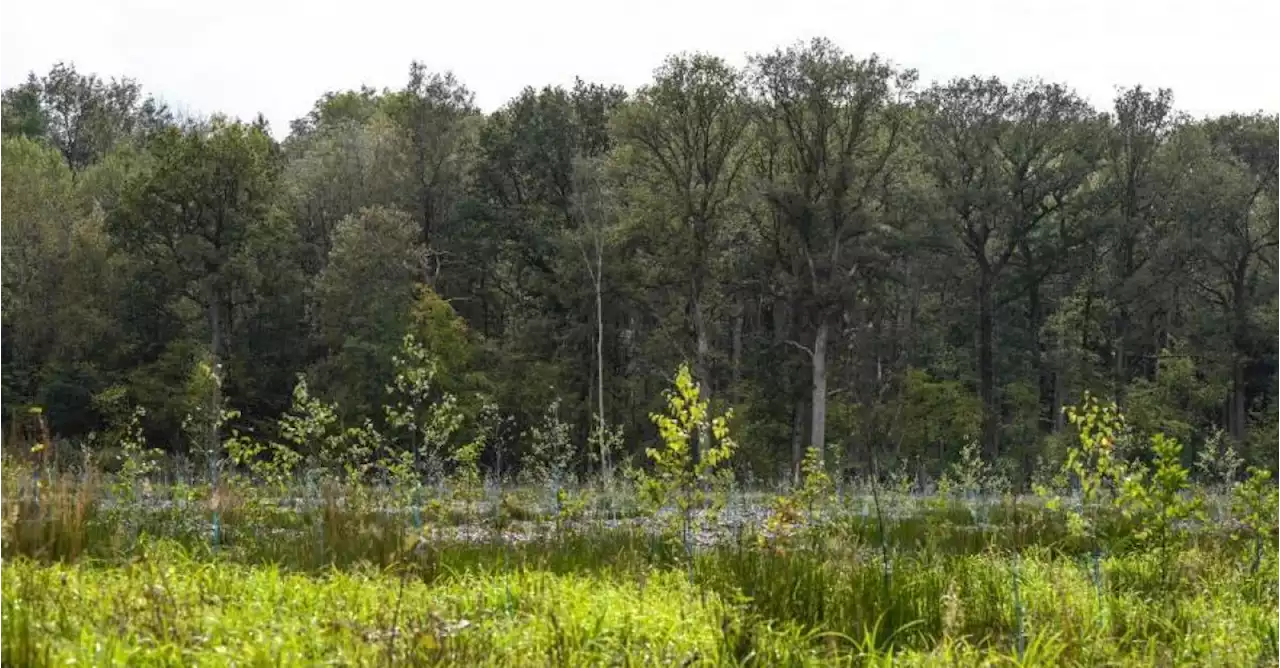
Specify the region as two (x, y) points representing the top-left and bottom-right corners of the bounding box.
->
(4, 385), (1275, 666)
(3, 468), (1276, 667)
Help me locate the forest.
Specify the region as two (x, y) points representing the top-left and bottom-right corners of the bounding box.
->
(4, 38), (1280, 666)
(2, 38), (1277, 484)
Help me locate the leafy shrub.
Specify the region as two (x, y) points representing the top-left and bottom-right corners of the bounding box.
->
(634, 363), (736, 553)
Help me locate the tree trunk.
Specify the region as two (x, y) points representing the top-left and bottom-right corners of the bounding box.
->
(594, 260), (608, 481)
(1114, 237), (1136, 403)
(1053, 358), (1066, 433)
(208, 297), (222, 481)
(977, 273), (998, 459)
(1028, 283), (1052, 434)
(1230, 280), (1249, 443)
(811, 317), (829, 464)
(792, 399), (806, 485)
(731, 300), (744, 393)
(692, 277), (711, 466)
(1228, 309), (1249, 445)
(1231, 359), (1247, 442)
(1114, 307), (1129, 404)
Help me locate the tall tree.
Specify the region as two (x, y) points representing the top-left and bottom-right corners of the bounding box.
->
(570, 156), (617, 478)
(385, 62), (477, 284)
(283, 102), (408, 275)
(464, 82), (627, 443)
(108, 118), (279, 457)
(1178, 114), (1279, 442)
(2, 137), (80, 391)
(1102, 86), (1180, 396)
(311, 206), (424, 418)
(2, 63), (170, 172)
(750, 38), (915, 464)
(920, 77), (1103, 457)
(1, 76), (48, 140)
(614, 52), (752, 461)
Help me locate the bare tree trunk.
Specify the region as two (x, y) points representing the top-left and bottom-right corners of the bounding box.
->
(573, 157), (610, 483)
(594, 245), (609, 482)
(811, 318), (829, 464)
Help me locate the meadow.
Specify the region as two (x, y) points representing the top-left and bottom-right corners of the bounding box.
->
(2, 382), (1278, 667)
(3, 474), (1277, 665)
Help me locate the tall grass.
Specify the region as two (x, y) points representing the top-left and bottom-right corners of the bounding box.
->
(3, 463), (1276, 666)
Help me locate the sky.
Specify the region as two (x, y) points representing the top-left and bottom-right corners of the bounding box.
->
(2, 0), (1276, 139)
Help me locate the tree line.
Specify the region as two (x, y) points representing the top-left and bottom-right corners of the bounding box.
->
(2, 39), (1276, 483)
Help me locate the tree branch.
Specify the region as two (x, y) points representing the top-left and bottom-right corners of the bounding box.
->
(785, 339), (815, 359)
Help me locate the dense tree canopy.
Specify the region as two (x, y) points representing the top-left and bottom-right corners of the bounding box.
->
(3, 49), (1276, 483)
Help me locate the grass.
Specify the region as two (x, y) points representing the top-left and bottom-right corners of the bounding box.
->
(5, 536), (1274, 666)
(3, 464), (1277, 666)
(3, 547), (743, 666)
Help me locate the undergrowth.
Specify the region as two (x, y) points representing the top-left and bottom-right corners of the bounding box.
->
(3, 387), (1277, 666)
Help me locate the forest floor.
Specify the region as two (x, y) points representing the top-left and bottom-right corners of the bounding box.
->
(2, 474), (1277, 666)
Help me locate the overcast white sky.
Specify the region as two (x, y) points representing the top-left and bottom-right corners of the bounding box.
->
(2, 0), (1276, 138)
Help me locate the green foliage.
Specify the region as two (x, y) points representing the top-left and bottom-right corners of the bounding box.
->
(450, 400), (499, 500)
(1041, 290), (1110, 407)
(1125, 347), (1227, 447)
(1228, 468), (1280, 534)
(1245, 396), (1279, 473)
(522, 397), (575, 487)
(179, 357), (232, 463)
(636, 363), (737, 547)
(795, 446), (833, 511)
(1040, 392), (1133, 543)
(332, 419), (381, 483)
(106, 403), (161, 503)
(1, 78), (47, 140)
(4, 485), (1278, 666)
(1117, 433), (1204, 550)
(312, 206), (422, 419)
(215, 374), (306, 500)
(380, 448), (419, 507)
(384, 333), (464, 482)
(922, 75), (1107, 457)
(937, 438), (1008, 499)
(250, 374), (375, 486)
(764, 447), (832, 543)
(409, 286), (477, 391)
(449, 437), (482, 491)
(277, 375), (340, 462)
(727, 379), (799, 479)
(1, 136), (121, 434)
(1043, 391), (1237, 600)
(1000, 380), (1042, 460)
(108, 118), (278, 291)
(2, 49), (1277, 502)
(1194, 428), (1244, 490)
(892, 369), (983, 470)
(1, 558), (749, 666)
(588, 415), (625, 485)
(1231, 467), (1279, 544)
(224, 432), (302, 494)
(1, 62), (169, 169)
